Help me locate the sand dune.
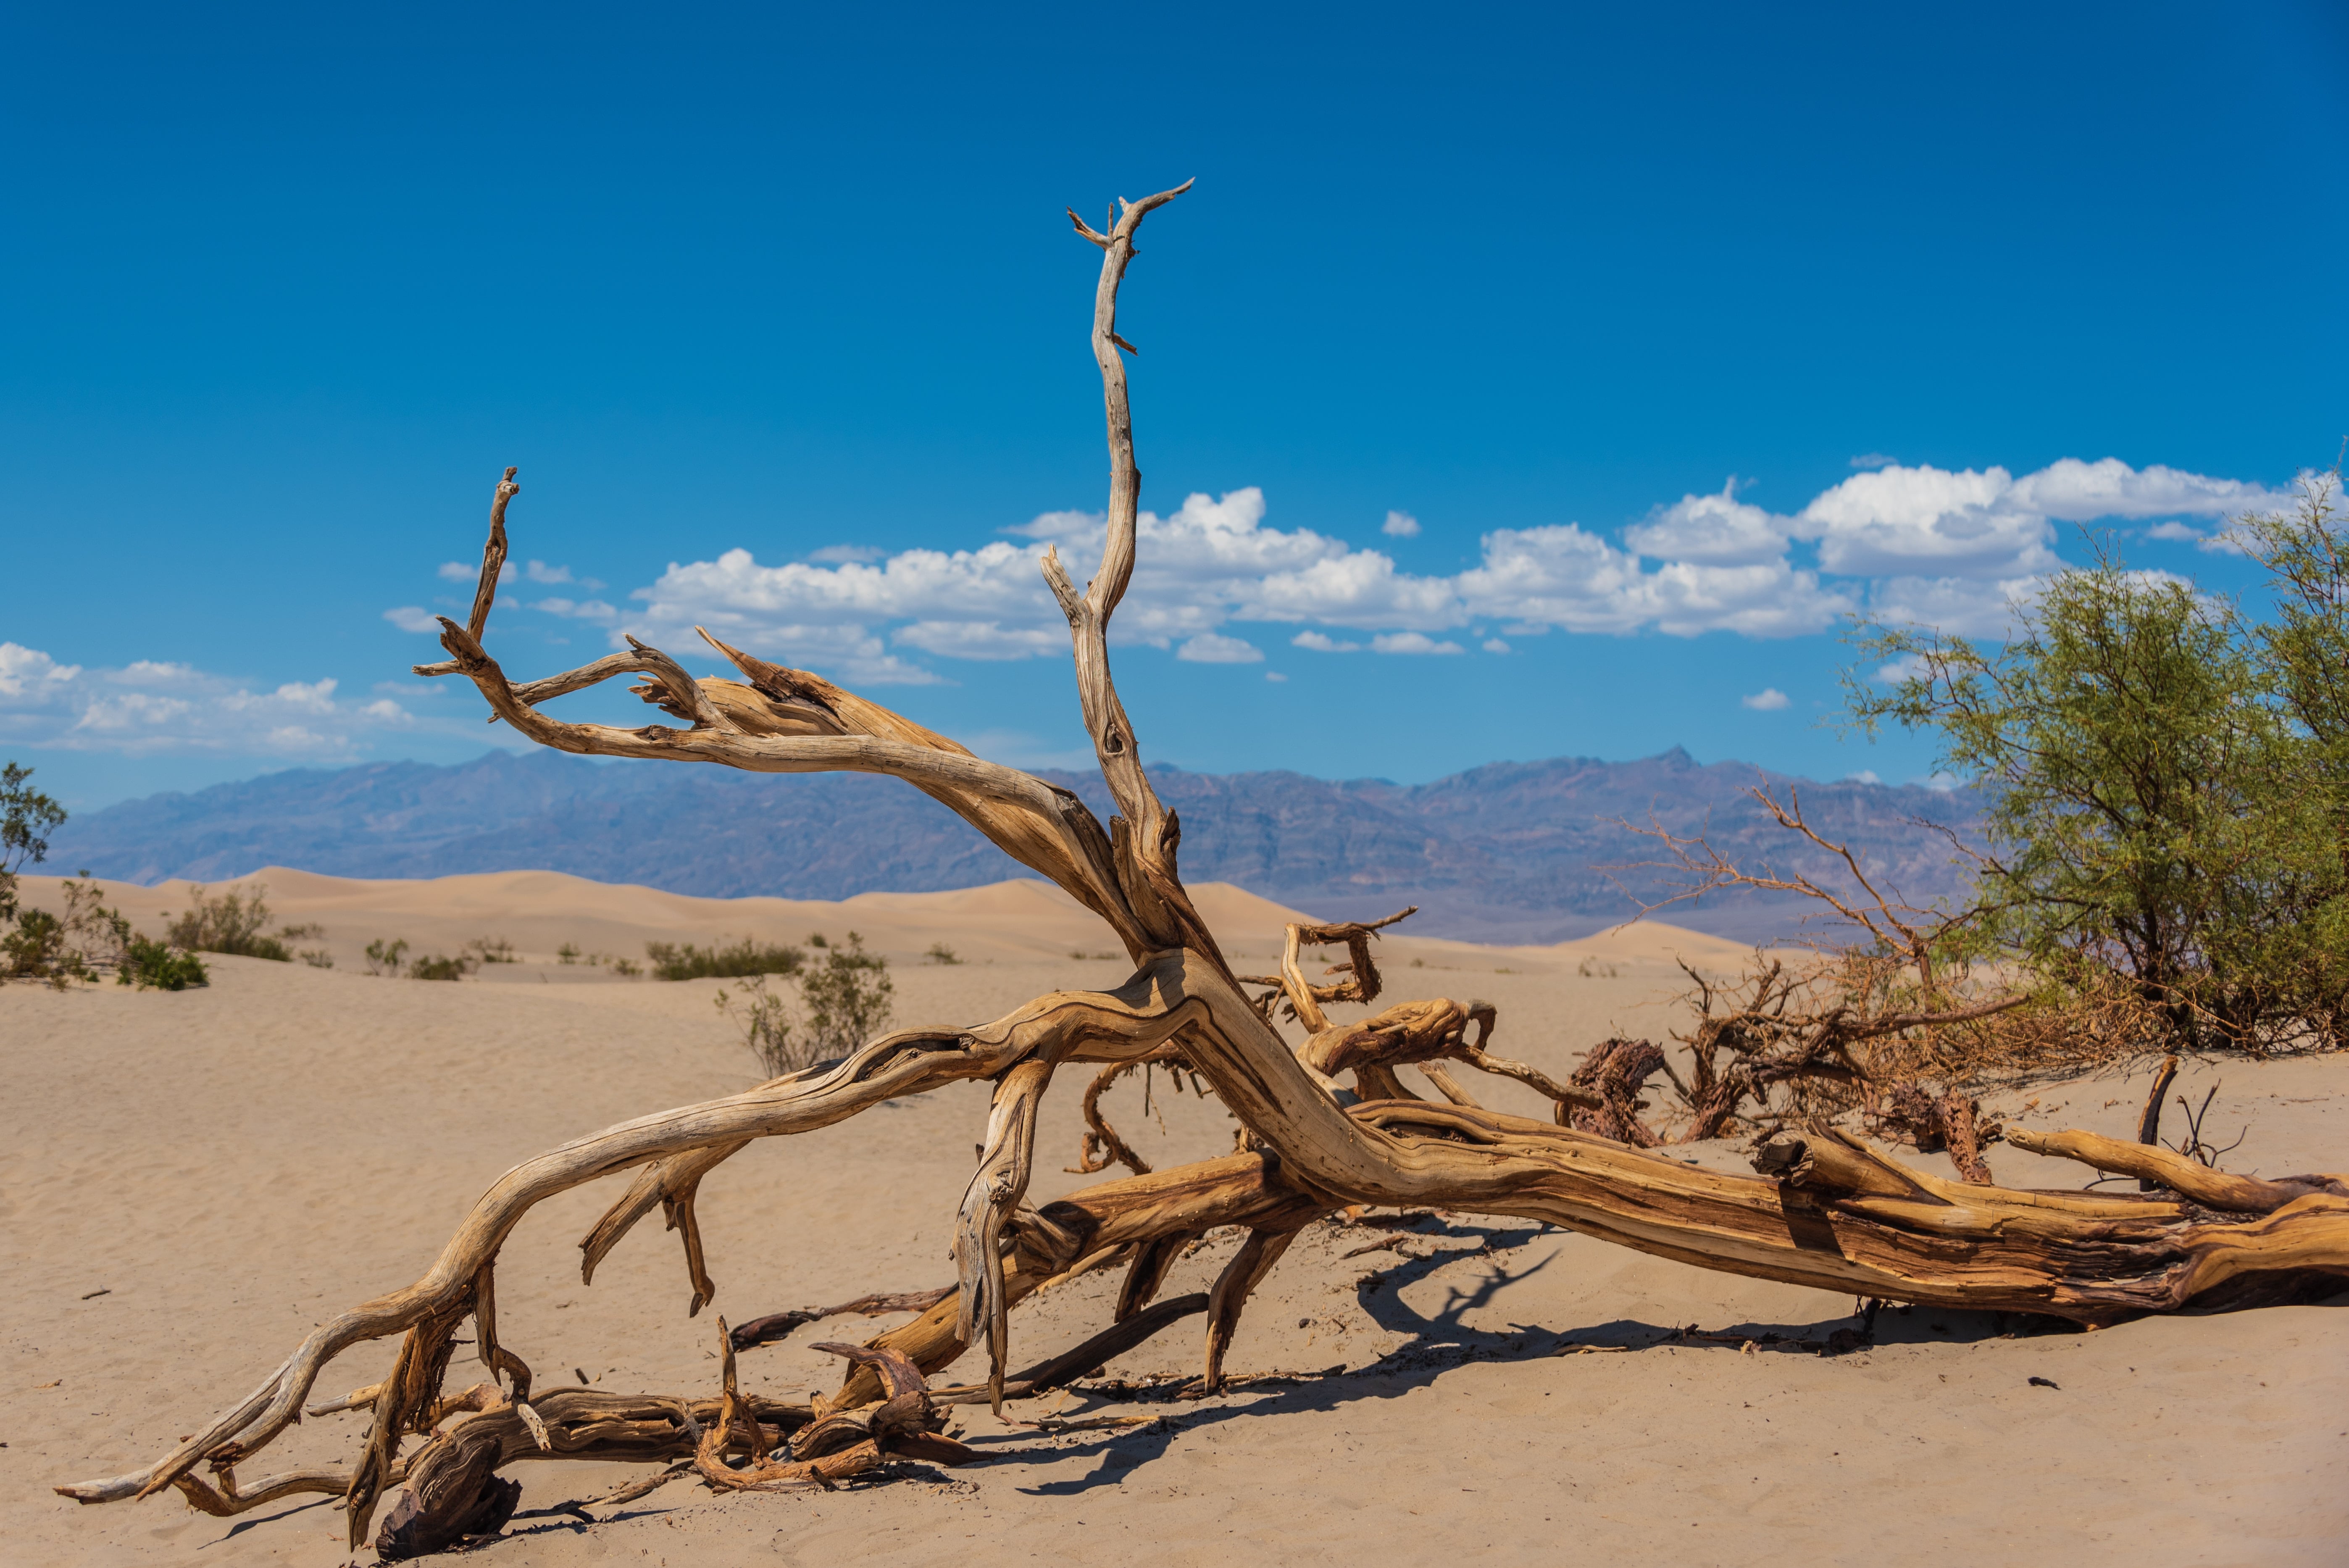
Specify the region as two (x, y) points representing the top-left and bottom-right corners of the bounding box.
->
(4, 869), (2344, 1565)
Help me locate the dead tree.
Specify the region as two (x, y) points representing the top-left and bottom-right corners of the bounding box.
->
(56, 181), (2349, 1554)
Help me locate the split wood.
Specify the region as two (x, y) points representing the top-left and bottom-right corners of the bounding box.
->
(56, 180), (2349, 1557)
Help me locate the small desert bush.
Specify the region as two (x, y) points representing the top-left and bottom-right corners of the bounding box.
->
(164, 884), (321, 963)
(646, 935), (803, 982)
(925, 942), (961, 965)
(123, 935), (208, 991)
(716, 932), (894, 1076)
(2, 876), (205, 991)
(407, 952), (473, 981)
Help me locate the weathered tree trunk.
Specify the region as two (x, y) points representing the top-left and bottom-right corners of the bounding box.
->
(53, 180), (2349, 1555)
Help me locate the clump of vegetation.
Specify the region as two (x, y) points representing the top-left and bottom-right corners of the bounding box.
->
(0, 760), (67, 930)
(924, 942), (961, 966)
(2, 776), (207, 990)
(801, 933), (893, 1052)
(466, 936), (518, 965)
(362, 936), (485, 981)
(557, 942), (581, 964)
(163, 884), (321, 963)
(407, 952), (473, 981)
(645, 935), (803, 981)
(123, 934), (209, 991)
(717, 976), (802, 1076)
(716, 931), (894, 1076)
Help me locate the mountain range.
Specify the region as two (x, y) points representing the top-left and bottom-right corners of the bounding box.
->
(47, 748), (1981, 944)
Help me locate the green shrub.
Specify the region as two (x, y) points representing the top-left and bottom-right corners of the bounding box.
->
(364, 938), (409, 975)
(0, 760), (66, 928)
(925, 942), (962, 966)
(646, 935), (804, 982)
(406, 952), (473, 981)
(715, 933), (893, 1076)
(466, 937), (518, 964)
(800, 932), (893, 1058)
(717, 976), (807, 1076)
(123, 937), (208, 991)
(2, 908), (85, 988)
(165, 884), (318, 962)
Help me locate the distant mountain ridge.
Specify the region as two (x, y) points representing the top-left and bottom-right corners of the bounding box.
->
(49, 748), (1981, 944)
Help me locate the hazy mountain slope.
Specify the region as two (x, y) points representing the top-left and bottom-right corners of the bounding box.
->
(50, 748), (1979, 943)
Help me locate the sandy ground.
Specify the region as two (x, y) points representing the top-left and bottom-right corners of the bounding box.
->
(4, 869), (2346, 1567)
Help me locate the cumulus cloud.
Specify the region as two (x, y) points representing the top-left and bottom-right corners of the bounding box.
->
(1624, 480), (1786, 565)
(1741, 687), (1790, 710)
(1482, 638), (1510, 654)
(2008, 458), (2286, 522)
(1849, 453), (1898, 470)
(587, 455), (2283, 683)
(1370, 632), (1463, 655)
(0, 643), (414, 758)
(383, 606), (442, 634)
(1177, 633), (1265, 663)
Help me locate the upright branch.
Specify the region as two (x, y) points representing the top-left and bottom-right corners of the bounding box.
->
(1047, 180), (1223, 969)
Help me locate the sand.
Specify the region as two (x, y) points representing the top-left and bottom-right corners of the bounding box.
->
(3, 869), (2345, 1566)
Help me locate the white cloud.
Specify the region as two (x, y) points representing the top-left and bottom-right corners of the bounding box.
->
(0, 646), (416, 758)
(1482, 638), (1510, 654)
(1371, 632), (1464, 655)
(1846, 769), (1882, 784)
(2008, 457), (2287, 522)
(1624, 480), (1787, 565)
(1794, 465), (2061, 580)
(1264, 671), (1288, 682)
(592, 455), (2282, 681)
(1741, 687), (1790, 710)
(1850, 453), (1898, 470)
(1177, 632), (1265, 663)
(384, 606), (442, 634)
(522, 559), (600, 588)
(1381, 510), (1421, 538)
(0, 642), (82, 700)
(897, 621), (1066, 661)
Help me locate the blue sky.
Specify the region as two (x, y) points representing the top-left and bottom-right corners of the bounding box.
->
(3, 2), (2344, 810)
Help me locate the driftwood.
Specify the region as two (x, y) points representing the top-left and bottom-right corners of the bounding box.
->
(55, 179), (2349, 1555)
